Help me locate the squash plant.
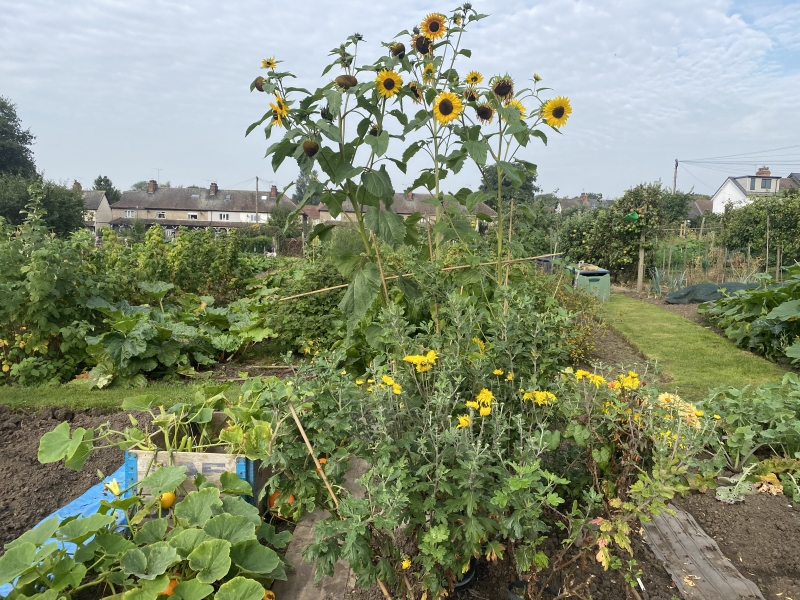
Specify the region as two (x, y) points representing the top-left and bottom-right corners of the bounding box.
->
(0, 468), (290, 600)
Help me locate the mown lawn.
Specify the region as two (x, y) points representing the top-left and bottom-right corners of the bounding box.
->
(603, 294), (788, 401)
(0, 380), (200, 412)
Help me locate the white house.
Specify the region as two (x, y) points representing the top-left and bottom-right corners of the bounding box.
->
(710, 166), (783, 214)
(81, 189), (112, 233)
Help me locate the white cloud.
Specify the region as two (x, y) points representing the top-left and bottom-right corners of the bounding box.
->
(1, 0), (798, 197)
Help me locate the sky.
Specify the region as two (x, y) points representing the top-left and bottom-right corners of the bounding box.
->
(1, 0), (799, 200)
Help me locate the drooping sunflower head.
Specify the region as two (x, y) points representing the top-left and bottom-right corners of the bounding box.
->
(261, 57), (277, 70)
(253, 76), (266, 92)
(433, 91), (463, 125)
(533, 72), (542, 82)
(463, 87), (478, 103)
(320, 104), (334, 121)
(422, 62), (436, 84)
(375, 69), (403, 99)
(420, 13), (447, 40)
(390, 42), (406, 59)
(476, 103), (495, 125)
(269, 93), (289, 118)
(453, 14), (462, 26)
(541, 96), (572, 129)
(411, 34), (433, 56)
(302, 139), (319, 157)
(368, 124), (381, 137)
(335, 74), (359, 90)
(491, 75), (514, 101)
(408, 81), (423, 103)
(465, 71), (483, 85)
(504, 98), (526, 120)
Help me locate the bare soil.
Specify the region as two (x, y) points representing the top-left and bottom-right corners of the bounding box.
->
(0, 405), (140, 553)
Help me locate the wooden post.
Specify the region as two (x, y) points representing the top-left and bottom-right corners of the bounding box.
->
(636, 225), (646, 293)
(765, 213), (770, 274)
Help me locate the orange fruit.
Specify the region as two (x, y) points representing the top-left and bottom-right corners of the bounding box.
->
(318, 458), (327, 464)
(269, 490), (281, 509)
(160, 492), (177, 510)
(159, 579), (178, 596)
(288, 494), (295, 505)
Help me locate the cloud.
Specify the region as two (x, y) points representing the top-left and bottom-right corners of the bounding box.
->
(1, 0), (797, 197)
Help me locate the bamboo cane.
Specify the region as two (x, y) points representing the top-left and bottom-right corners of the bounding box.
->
(287, 402), (339, 511)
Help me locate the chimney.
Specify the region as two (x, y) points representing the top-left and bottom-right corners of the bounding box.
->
(209, 182), (218, 197)
(147, 179), (158, 194)
(756, 166), (771, 177)
(580, 192), (589, 204)
(269, 185), (278, 200)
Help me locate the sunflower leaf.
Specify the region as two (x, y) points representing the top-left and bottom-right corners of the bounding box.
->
(464, 140), (490, 166)
(323, 88), (342, 115)
(459, 49), (472, 57)
(316, 119), (342, 143)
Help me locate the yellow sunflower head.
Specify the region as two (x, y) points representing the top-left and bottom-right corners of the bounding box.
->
(422, 62), (436, 84)
(269, 93), (289, 118)
(408, 81), (423, 103)
(541, 96), (572, 129)
(375, 69), (403, 99)
(269, 110), (284, 129)
(411, 34), (433, 56)
(504, 98), (526, 120)
(465, 71), (483, 85)
(463, 87), (478, 102)
(476, 103), (494, 125)
(420, 13), (447, 40)
(433, 91), (463, 125)
(390, 42), (406, 59)
(261, 57), (277, 70)
(491, 76), (514, 101)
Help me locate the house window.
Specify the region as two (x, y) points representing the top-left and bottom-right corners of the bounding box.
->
(761, 178), (771, 189)
(218, 213), (230, 221)
(750, 177), (756, 190)
(125, 210), (135, 218)
(246, 214), (258, 222)
(225, 194), (232, 200)
(156, 211), (166, 219)
(191, 194), (200, 199)
(187, 213), (198, 220)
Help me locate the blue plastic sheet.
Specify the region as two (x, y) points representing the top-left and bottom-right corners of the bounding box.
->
(0, 464), (126, 598)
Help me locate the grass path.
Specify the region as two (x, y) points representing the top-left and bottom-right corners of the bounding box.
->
(0, 380), (199, 411)
(603, 294), (788, 401)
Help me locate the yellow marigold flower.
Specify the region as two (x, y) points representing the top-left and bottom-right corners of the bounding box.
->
(392, 383), (402, 395)
(476, 388), (494, 405)
(466, 401), (480, 409)
(479, 405), (491, 417)
(541, 96), (572, 129)
(375, 69), (403, 99)
(261, 57), (277, 69)
(574, 369), (590, 380)
(465, 70), (483, 85)
(695, 409), (704, 417)
(588, 374), (606, 388)
(457, 414), (471, 428)
(368, 379), (375, 383)
(713, 414), (721, 420)
(356, 379), (365, 385)
(472, 337), (486, 355)
(382, 375), (395, 386)
(366, 386), (373, 392)
(493, 369), (504, 376)
(432, 91), (463, 125)
(533, 391), (556, 406)
(2, 364), (9, 373)
(401, 558), (412, 570)
(426, 350), (438, 362)
(522, 392), (534, 401)
(506, 373), (514, 381)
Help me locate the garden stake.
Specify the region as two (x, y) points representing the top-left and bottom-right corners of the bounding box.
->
(376, 579), (393, 600)
(425, 219), (441, 333)
(287, 402), (340, 511)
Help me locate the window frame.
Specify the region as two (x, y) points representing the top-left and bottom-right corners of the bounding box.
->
(750, 177), (756, 190)
(218, 213), (230, 221)
(761, 178), (772, 190)
(124, 210), (135, 218)
(155, 211), (166, 219)
(187, 213), (199, 220)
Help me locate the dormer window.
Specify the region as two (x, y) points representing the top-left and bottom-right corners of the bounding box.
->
(761, 178), (771, 189)
(750, 178), (756, 190)
(225, 194), (232, 199)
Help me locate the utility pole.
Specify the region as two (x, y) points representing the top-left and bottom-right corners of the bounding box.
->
(255, 177), (259, 224)
(673, 159), (678, 194)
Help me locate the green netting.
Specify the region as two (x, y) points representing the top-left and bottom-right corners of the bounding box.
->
(665, 282), (758, 304)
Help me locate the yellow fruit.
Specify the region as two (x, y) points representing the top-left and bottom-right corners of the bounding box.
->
(263, 590), (276, 600)
(160, 492), (177, 509)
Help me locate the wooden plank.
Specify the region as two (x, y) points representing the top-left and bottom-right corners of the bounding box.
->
(642, 504), (764, 600)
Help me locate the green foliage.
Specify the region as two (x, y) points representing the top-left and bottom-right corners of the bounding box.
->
(130, 180), (149, 191)
(719, 189), (800, 265)
(699, 265), (800, 364)
(291, 169), (321, 205)
(93, 174), (122, 204)
(0, 174), (85, 236)
(0, 95), (36, 176)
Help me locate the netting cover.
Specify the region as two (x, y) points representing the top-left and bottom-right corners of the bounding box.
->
(665, 282), (758, 304)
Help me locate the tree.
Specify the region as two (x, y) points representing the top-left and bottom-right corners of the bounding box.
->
(479, 163), (539, 209)
(93, 175), (121, 204)
(0, 174), (84, 236)
(0, 96), (36, 176)
(292, 170), (321, 205)
(659, 189), (701, 224)
(130, 181), (148, 191)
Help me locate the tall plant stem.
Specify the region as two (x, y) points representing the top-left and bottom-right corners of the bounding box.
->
(288, 402), (339, 511)
(371, 231), (390, 304)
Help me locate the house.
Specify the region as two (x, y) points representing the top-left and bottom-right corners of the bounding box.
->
(780, 173), (800, 191)
(316, 192), (497, 224)
(108, 181), (297, 237)
(687, 199), (714, 220)
(555, 193), (601, 213)
(302, 204), (321, 225)
(81, 189), (112, 233)
(710, 166), (783, 214)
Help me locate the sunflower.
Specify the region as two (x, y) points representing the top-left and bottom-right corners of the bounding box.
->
(422, 62), (436, 84)
(408, 81), (423, 103)
(541, 96), (572, 128)
(433, 91), (463, 125)
(463, 87), (478, 102)
(533, 73), (542, 82)
(269, 110), (284, 129)
(453, 15), (462, 25)
(491, 76), (514, 101)
(475, 103), (494, 124)
(411, 34), (433, 55)
(420, 13), (447, 40)
(390, 42), (406, 59)
(504, 98), (526, 119)
(261, 57), (277, 69)
(375, 69), (403, 99)
(269, 93), (289, 118)
(465, 71), (483, 85)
